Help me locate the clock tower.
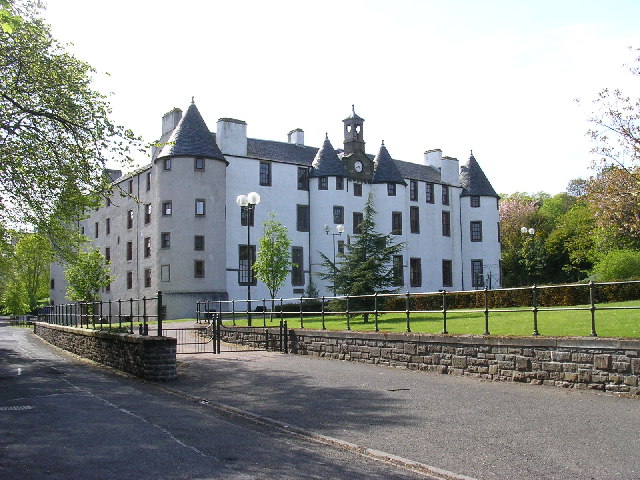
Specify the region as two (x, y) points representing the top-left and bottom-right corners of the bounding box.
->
(342, 105), (372, 180)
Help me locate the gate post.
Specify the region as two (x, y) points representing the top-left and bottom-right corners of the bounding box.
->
(157, 291), (163, 337)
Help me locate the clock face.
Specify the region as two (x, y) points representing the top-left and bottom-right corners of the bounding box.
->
(354, 161), (363, 173)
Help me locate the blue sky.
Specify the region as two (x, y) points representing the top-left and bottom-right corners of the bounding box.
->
(45, 0), (640, 195)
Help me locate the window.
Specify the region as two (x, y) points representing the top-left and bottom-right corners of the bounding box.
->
(410, 206), (420, 234)
(392, 212), (402, 235)
(387, 183), (396, 196)
(238, 245), (256, 285)
(470, 221), (483, 242)
(162, 201), (172, 216)
(106, 198), (111, 207)
(144, 268), (152, 288)
(442, 185), (450, 206)
(392, 255), (404, 286)
(127, 210), (133, 229)
(163, 158), (171, 170)
(337, 240), (345, 254)
(128, 179), (133, 194)
(50, 278), (55, 290)
(296, 205), (310, 232)
(144, 204), (152, 224)
(194, 235), (205, 251)
(353, 182), (362, 197)
(497, 222), (501, 243)
(194, 260), (205, 278)
(161, 232), (170, 249)
(94, 222), (99, 238)
(195, 199), (205, 216)
(105, 283), (110, 293)
(333, 206), (344, 224)
(106, 218), (111, 235)
(442, 260), (453, 287)
(470, 195), (480, 208)
(161, 264), (170, 282)
(336, 177), (344, 190)
(260, 162), (271, 186)
(442, 211), (451, 237)
(146, 172), (151, 191)
(426, 183), (434, 203)
(195, 157), (204, 170)
(410, 258), (422, 287)
(105, 247), (110, 262)
(126, 241), (133, 261)
(291, 247), (304, 286)
(241, 206), (255, 227)
(81, 226), (84, 235)
(472, 260), (484, 287)
(318, 176), (328, 190)
(144, 237), (151, 258)
(297, 167), (309, 190)
(410, 180), (418, 201)
(353, 212), (364, 234)
(126, 271), (133, 289)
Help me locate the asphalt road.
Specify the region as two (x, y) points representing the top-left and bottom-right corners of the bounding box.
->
(0, 321), (444, 480)
(3, 320), (640, 479)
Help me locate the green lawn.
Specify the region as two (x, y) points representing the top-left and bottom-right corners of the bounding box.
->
(220, 300), (640, 338)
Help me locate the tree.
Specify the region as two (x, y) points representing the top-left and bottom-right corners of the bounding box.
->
(591, 249), (640, 282)
(0, 0), (140, 250)
(64, 248), (113, 303)
(11, 233), (51, 310)
(1, 276), (29, 316)
(586, 47), (640, 172)
(253, 212), (292, 300)
(318, 193), (403, 321)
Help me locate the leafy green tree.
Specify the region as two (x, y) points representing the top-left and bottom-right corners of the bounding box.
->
(253, 212), (292, 300)
(318, 193), (403, 321)
(11, 233), (51, 310)
(1, 276), (29, 316)
(0, 0), (140, 251)
(64, 249), (113, 302)
(591, 249), (640, 282)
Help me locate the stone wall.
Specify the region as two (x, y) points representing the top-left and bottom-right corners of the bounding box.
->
(34, 322), (176, 381)
(228, 328), (640, 394)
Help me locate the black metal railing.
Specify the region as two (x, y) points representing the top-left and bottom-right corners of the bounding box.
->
(198, 281), (640, 337)
(38, 291), (165, 336)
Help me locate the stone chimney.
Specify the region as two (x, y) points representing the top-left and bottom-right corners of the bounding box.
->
(216, 118), (248, 156)
(423, 149), (442, 169)
(288, 128), (304, 145)
(162, 108), (182, 137)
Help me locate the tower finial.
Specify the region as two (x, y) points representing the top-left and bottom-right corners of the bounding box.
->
(470, 149), (473, 156)
(325, 132), (328, 140)
(191, 96), (195, 104)
(352, 104), (355, 114)
(381, 139), (385, 146)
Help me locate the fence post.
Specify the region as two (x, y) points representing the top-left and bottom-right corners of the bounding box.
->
(374, 292), (379, 332)
(143, 296), (148, 335)
(196, 301), (200, 324)
(299, 295), (304, 329)
(483, 286), (490, 335)
(232, 299), (236, 326)
(284, 320), (289, 354)
(589, 281), (597, 337)
(157, 291), (163, 336)
(280, 298), (284, 325)
(346, 295), (351, 331)
(99, 301), (104, 331)
(532, 285), (539, 336)
(118, 299), (122, 329)
(441, 290), (448, 334)
(279, 320), (283, 352)
(262, 299), (267, 327)
(108, 300), (112, 330)
(321, 296), (326, 330)
(405, 291), (411, 333)
(129, 298), (134, 334)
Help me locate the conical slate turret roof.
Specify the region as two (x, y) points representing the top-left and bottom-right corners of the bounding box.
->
(310, 135), (347, 177)
(343, 104), (364, 121)
(371, 142), (406, 185)
(157, 100), (227, 163)
(460, 152), (497, 197)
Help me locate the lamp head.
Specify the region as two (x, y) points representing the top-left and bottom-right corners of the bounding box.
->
(236, 194), (249, 207)
(247, 191), (261, 205)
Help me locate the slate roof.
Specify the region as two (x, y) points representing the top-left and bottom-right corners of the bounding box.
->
(371, 143), (407, 185)
(459, 152), (498, 197)
(310, 136), (348, 177)
(246, 138), (318, 166)
(157, 102), (227, 163)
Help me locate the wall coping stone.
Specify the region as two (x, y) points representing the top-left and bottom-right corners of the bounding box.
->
(34, 322), (175, 345)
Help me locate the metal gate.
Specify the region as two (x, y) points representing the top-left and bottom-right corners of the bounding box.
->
(162, 326), (213, 354)
(210, 320), (289, 354)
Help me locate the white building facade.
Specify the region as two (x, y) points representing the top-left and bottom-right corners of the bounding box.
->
(50, 101), (501, 319)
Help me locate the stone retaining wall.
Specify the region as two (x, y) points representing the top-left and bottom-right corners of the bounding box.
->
(34, 322), (176, 381)
(227, 328), (639, 394)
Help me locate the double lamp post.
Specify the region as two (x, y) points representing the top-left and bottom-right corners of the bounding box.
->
(236, 191), (260, 326)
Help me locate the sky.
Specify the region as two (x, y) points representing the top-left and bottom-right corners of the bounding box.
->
(44, 0), (640, 195)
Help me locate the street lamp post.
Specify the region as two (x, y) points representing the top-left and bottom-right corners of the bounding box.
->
(324, 224), (344, 297)
(236, 192), (260, 326)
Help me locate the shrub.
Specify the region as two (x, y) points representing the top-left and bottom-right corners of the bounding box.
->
(591, 249), (640, 282)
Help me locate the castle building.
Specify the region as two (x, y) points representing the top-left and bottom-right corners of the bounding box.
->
(50, 101), (501, 319)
